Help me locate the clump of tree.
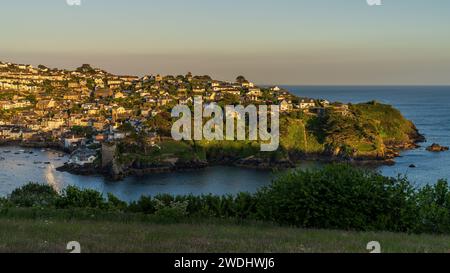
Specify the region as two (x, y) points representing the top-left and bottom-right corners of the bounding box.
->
(70, 126), (95, 138)
(236, 75), (247, 84)
(76, 64), (95, 74)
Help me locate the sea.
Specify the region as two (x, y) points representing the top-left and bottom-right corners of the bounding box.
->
(0, 86), (449, 201)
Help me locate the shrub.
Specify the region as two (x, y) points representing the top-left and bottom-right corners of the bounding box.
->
(128, 196), (157, 214)
(416, 180), (450, 234)
(107, 193), (128, 212)
(154, 199), (188, 221)
(56, 186), (107, 209)
(0, 197), (10, 209)
(9, 183), (58, 208)
(255, 164), (418, 232)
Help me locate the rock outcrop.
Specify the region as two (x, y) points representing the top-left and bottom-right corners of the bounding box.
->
(235, 155), (295, 169)
(426, 143), (449, 152)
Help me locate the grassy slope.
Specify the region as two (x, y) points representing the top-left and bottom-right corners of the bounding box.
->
(351, 102), (416, 144)
(1, 214), (450, 253)
(282, 102), (417, 157)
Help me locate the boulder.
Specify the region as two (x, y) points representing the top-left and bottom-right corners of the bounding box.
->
(426, 143), (449, 152)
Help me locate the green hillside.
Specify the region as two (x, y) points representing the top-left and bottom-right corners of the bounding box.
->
(280, 101), (422, 160)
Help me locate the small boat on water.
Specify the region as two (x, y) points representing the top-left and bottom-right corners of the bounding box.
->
(19, 150), (25, 153)
(3, 151), (11, 153)
(33, 161), (42, 164)
(14, 152), (21, 155)
(44, 162), (51, 165)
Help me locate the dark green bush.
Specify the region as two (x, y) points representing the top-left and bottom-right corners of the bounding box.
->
(153, 198), (188, 221)
(128, 196), (157, 214)
(56, 186), (107, 209)
(9, 183), (59, 207)
(0, 197), (7, 207)
(416, 180), (450, 234)
(107, 193), (128, 211)
(255, 164), (418, 232)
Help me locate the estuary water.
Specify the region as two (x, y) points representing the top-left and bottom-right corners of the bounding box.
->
(0, 86), (449, 201)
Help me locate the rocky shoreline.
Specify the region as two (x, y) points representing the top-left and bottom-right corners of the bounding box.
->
(56, 154), (399, 181)
(3, 132), (427, 181)
(57, 140), (423, 181)
(426, 143), (449, 152)
(56, 159), (209, 180)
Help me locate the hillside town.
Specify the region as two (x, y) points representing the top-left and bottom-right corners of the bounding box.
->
(0, 61), (346, 166)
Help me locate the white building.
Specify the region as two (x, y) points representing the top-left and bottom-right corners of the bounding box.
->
(299, 99), (316, 109)
(69, 148), (98, 166)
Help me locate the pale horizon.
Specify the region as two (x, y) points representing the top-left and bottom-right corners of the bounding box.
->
(1, 0), (450, 85)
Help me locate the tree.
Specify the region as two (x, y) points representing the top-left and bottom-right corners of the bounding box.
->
(76, 64), (95, 74)
(86, 78), (95, 90)
(25, 94), (37, 104)
(118, 122), (135, 133)
(70, 126), (95, 138)
(219, 94), (241, 107)
(236, 76), (247, 84)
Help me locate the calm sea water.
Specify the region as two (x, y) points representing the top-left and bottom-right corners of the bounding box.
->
(0, 86), (449, 200)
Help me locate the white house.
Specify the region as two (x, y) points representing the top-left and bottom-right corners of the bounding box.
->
(69, 148), (97, 166)
(271, 86), (281, 92)
(299, 99), (316, 109)
(64, 136), (85, 149)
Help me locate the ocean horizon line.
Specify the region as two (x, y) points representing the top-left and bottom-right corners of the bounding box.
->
(265, 84), (450, 88)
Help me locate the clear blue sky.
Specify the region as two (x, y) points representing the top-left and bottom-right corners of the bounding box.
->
(1, 0), (449, 85)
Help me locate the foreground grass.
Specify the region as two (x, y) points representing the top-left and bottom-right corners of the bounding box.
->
(1, 210), (450, 253)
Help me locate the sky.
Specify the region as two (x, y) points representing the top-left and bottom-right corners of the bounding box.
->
(1, 0), (450, 85)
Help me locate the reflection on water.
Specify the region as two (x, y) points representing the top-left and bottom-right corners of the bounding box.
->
(44, 164), (60, 193)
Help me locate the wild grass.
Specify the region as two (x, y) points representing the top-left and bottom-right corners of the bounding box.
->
(1, 213), (450, 253)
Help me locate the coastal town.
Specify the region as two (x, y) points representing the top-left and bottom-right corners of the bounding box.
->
(0, 60), (345, 168)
